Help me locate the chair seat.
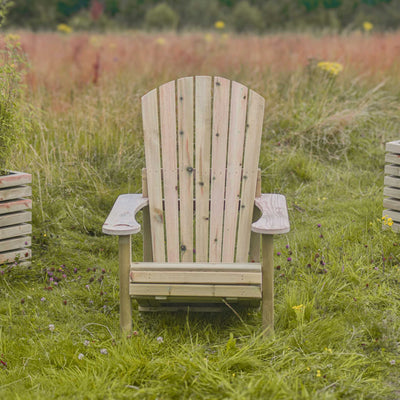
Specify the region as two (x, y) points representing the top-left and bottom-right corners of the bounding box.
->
(129, 262), (262, 310)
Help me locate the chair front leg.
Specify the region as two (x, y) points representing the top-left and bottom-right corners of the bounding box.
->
(261, 234), (274, 336)
(119, 235), (132, 333)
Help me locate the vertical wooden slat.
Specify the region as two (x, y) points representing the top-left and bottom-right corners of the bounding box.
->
(249, 169), (262, 263)
(209, 77), (230, 262)
(142, 89), (165, 262)
(159, 80), (180, 262)
(236, 90), (265, 262)
(177, 77), (194, 262)
(141, 168), (153, 262)
(222, 81), (248, 262)
(195, 76), (212, 262)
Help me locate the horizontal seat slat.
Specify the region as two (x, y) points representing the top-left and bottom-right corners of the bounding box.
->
(130, 270), (261, 285)
(130, 283), (262, 299)
(131, 262), (261, 272)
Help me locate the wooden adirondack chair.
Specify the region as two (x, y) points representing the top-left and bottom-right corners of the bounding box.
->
(102, 76), (290, 334)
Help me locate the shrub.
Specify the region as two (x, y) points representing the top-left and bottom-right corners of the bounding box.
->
(0, 2), (25, 172)
(145, 3), (179, 31)
(232, 1), (265, 33)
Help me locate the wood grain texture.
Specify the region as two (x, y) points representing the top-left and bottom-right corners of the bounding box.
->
(384, 176), (400, 189)
(384, 186), (400, 198)
(0, 211), (31, 228)
(177, 77), (194, 262)
(0, 199), (32, 215)
(142, 88), (165, 262)
(385, 153), (400, 164)
(0, 171), (31, 189)
(131, 262), (261, 272)
(209, 76), (230, 262)
(102, 194), (149, 235)
(386, 141), (400, 153)
(252, 194), (290, 234)
(130, 283), (261, 298)
(0, 236), (31, 253)
(383, 209), (400, 222)
(222, 81), (248, 262)
(130, 270), (261, 284)
(261, 234), (274, 336)
(0, 248), (31, 264)
(195, 76), (212, 262)
(383, 197), (400, 211)
(385, 164), (400, 176)
(119, 235), (132, 332)
(159, 80), (180, 262)
(142, 169), (153, 262)
(236, 90), (265, 262)
(0, 186), (32, 202)
(249, 169), (262, 263)
(0, 224), (31, 240)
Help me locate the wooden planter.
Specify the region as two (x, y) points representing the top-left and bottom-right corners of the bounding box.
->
(0, 171), (32, 266)
(383, 140), (400, 232)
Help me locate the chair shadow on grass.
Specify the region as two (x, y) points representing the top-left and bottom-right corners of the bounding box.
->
(134, 303), (261, 339)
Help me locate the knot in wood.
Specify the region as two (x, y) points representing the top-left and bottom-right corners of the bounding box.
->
(180, 245), (187, 251)
(186, 166), (193, 173)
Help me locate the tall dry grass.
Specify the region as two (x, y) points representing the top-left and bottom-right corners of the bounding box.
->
(15, 31), (400, 101)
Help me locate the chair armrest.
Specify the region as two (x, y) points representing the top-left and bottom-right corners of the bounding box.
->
(251, 194), (290, 235)
(102, 194), (149, 235)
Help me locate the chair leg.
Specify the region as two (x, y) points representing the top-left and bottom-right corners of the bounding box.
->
(119, 235), (132, 333)
(261, 234), (274, 336)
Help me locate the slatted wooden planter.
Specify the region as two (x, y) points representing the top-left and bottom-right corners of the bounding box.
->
(383, 140), (400, 232)
(0, 171), (32, 266)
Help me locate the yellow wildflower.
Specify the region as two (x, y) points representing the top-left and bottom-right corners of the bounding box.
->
(324, 347), (333, 353)
(57, 24), (73, 34)
(292, 304), (305, 311)
(155, 37), (166, 45)
(363, 21), (373, 32)
(316, 370), (321, 377)
(317, 61), (343, 76)
(214, 20), (225, 29)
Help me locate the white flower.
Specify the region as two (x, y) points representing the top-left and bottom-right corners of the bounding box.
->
(48, 324), (55, 332)
(100, 348), (108, 355)
(157, 336), (164, 343)
(83, 340), (90, 346)
(78, 353), (84, 360)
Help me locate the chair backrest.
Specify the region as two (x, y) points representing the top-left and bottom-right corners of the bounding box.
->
(141, 76), (265, 263)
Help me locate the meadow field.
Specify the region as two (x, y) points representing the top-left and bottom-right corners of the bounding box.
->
(1, 31), (400, 399)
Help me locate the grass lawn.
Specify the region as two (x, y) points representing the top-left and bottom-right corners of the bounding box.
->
(1, 31), (400, 399)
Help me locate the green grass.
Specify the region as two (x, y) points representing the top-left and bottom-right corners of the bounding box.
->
(1, 40), (400, 399)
